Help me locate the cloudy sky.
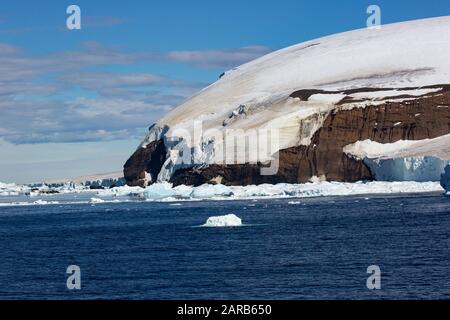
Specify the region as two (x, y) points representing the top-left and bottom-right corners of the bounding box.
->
(0, 0), (448, 183)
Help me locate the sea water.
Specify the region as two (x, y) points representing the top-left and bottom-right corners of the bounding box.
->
(0, 193), (449, 299)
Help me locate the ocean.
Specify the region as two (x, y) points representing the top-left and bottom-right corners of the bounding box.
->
(0, 192), (449, 299)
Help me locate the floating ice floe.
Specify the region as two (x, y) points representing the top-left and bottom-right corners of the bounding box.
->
(96, 185), (144, 197)
(190, 184), (233, 199)
(33, 199), (59, 205)
(202, 214), (242, 227)
(89, 198), (105, 204)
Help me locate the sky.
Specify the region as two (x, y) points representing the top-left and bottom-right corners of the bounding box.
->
(0, 0), (449, 183)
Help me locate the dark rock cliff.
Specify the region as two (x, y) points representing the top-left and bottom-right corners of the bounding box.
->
(123, 139), (166, 187)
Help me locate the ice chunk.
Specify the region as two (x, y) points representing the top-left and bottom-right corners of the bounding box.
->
(202, 214), (242, 227)
(143, 182), (177, 199)
(173, 184), (193, 198)
(97, 185), (144, 197)
(32, 199), (59, 205)
(190, 184), (233, 199)
(441, 165), (450, 195)
(229, 184), (285, 198)
(89, 198), (105, 204)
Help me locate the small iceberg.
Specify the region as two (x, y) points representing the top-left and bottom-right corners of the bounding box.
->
(33, 199), (59, 205)
(89, 197), (105, 204)
(202, 214), (242, 227)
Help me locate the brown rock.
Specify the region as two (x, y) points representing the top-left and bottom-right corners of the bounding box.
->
(123, 139), (166, 187)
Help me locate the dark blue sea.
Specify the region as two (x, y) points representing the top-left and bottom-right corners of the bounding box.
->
(1, 193), (450, 299)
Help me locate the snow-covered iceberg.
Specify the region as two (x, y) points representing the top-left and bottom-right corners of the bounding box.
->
(202, 214), (242, 227)
(96, 185), (144, 197)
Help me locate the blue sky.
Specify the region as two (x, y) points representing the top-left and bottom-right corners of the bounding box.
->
(0, 0), (449, 183)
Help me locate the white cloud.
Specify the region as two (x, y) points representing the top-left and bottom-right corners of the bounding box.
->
(0, 41), (272, 144)
(167, 46), (272, 68)
(0, 43), (22, 55)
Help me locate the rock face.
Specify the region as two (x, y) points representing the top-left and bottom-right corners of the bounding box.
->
(123, 139), (166, 187)
(124, 17), (450, 187)
(170, 88), (450, 186)
(293, 88), (450, 181)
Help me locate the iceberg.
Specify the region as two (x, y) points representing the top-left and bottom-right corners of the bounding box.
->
(202, 214), (242, 227)
(97, 185), (144, 197)
(143, 182), (177, 199)
(173, 184), (194, 198)
(441, 165), (450, 195)
(190, 184), (233, 199)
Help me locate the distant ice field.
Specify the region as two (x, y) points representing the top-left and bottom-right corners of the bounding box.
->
(0, 180), (445, 207)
